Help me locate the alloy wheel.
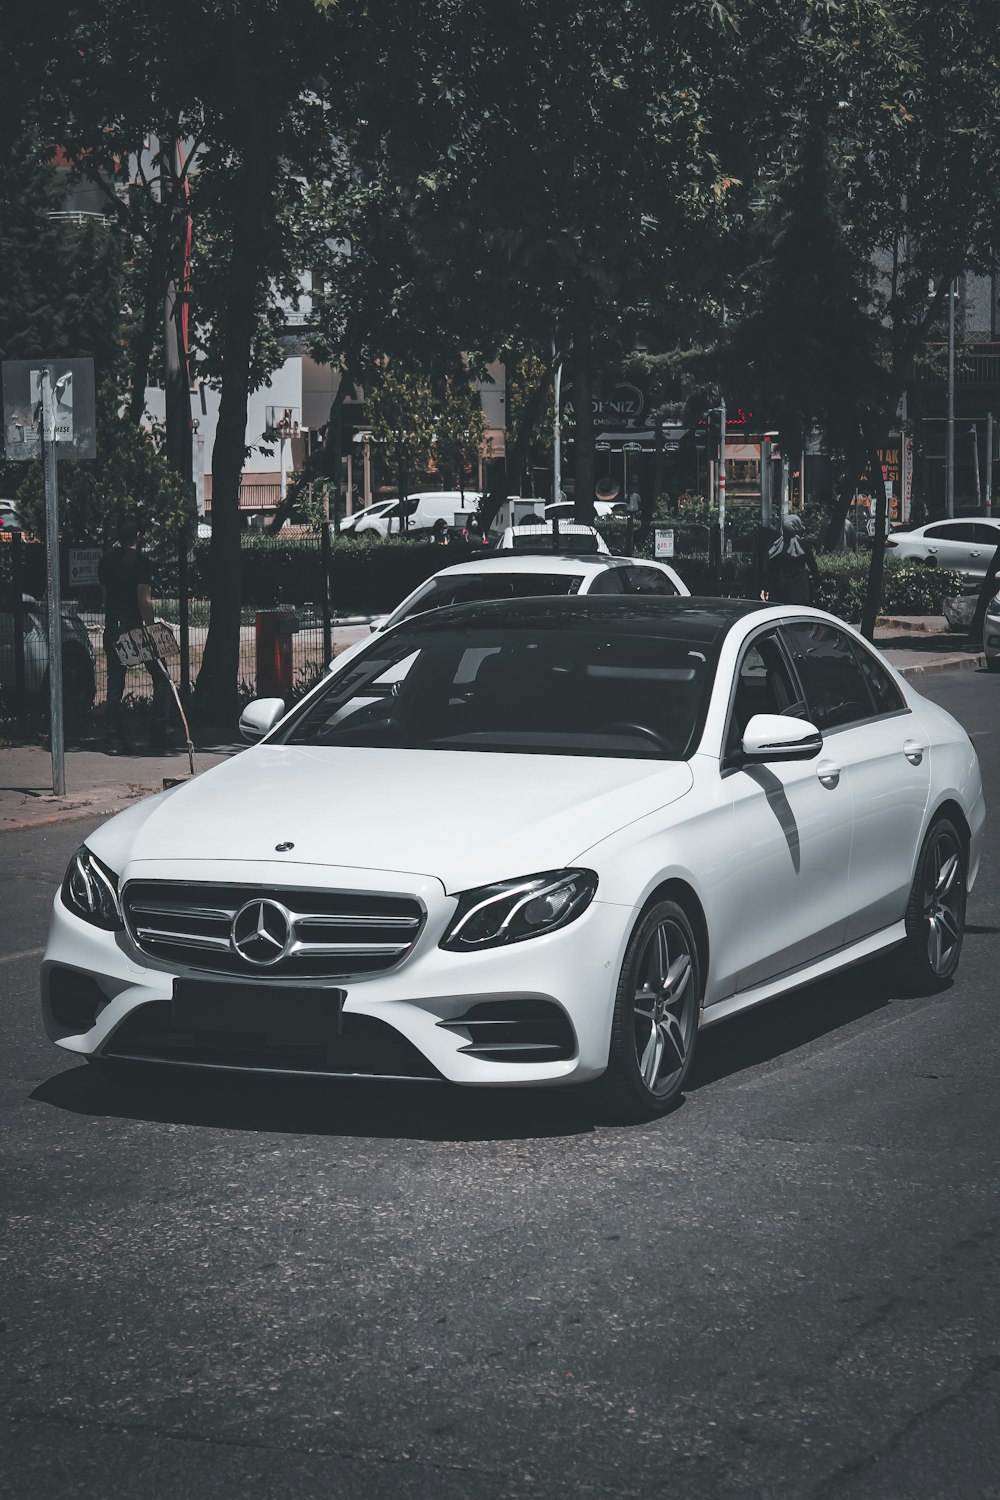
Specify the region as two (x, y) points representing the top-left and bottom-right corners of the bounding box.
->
(631, 916), (696, 1097)
(922, 827), (964, 977)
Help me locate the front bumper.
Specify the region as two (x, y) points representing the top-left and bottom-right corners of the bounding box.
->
(41, 860), (631, 1087)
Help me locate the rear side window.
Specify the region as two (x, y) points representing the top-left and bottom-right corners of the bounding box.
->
(780, 621), (874, 730)
(850, 638), (905, 716)
(587, 568), (627, 595)
(627, 565), (680, 597)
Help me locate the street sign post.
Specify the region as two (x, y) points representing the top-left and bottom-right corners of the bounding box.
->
(2, 357), (96, 797)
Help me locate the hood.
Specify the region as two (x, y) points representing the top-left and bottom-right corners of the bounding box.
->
(88, 745), (693, 894)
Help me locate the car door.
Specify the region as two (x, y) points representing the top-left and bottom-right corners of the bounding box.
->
(780, 620), (930, 945)
(919, 521), (978, 575)
(722, 626), (853, 990)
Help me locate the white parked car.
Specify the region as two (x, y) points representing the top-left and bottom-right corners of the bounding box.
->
(353, 492), (482, 538)
(337, 499), (397, 534)
(366, 553), (689, 637)
(0, 595), (96, 716)
(493, 520), (610, 554)
(43, 597), (983, 1121)
(886, 517), (1000, 579)
(545, 499), (629, 522)
(0, 499), (25, 534)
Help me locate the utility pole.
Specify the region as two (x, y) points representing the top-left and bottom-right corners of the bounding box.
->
(718, 399), (727, 550)
(41, 370), (65, 796)
(986, 413), (994, 516)
(946, 279), (956, 517)
(552, 339), (562, 505)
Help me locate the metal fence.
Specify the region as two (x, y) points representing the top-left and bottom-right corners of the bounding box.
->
(0, 529), (335, 731)
(0, 521), (752, 735)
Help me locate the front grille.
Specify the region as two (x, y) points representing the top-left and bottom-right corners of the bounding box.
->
(438, 999), (576, 1062)
(104, 1001), (441, 1079)
(121, 881), (425, 980)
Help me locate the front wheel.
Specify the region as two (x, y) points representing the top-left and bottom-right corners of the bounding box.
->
(900, 817), (967, 986)
(597, 899), (701, 1122)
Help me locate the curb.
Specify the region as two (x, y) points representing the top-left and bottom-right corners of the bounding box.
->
(895, 652), (985, 679)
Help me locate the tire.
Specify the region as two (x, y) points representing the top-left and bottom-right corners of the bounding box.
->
(987, 655), (1000, 674)
(597, 899), (701, 1122)
(900, 817), (967, 986)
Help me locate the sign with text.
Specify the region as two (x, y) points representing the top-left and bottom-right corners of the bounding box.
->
(114, 622), (180, 667)
(68, 547), (102, 587)
(855, 436), (902, 523)
(654, 528), (675, 558)
(2, 358), (96, 460)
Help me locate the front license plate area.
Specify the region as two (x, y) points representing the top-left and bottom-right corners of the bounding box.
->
(172, 978), (344, 1041)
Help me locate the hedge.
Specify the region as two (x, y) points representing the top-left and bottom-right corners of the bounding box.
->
(139, 530), (969, 621)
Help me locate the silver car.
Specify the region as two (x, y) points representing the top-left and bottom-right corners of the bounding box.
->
(886, 517), (1000, 579)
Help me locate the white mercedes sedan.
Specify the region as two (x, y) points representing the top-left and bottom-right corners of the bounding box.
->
(42, 598), (984, 1122)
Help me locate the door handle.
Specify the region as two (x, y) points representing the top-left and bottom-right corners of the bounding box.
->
(927, 547), (938, 554)
(816, 758), (842, 787)
(903, 739), (926, 765)
(970, 550), (981, 558)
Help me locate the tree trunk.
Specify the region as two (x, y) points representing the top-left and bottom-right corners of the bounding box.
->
(193, 139), (277, 724)
(164, 275), (192, 483)
(823, 430), (870, 551)
(859, 444), (889, 641)
(129, 225), (173, 425)
(572, 305), (595, 525)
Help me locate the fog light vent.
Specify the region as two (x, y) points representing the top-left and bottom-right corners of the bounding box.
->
(438, 999), (575, 1062)
(48, 969), (107, 1031)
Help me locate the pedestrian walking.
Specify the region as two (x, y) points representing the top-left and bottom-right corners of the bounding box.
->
(99, 515), (175, 754)
(761, 515), (822, 605)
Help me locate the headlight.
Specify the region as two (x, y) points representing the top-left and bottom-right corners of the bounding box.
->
(440, 868), (598, 952)
(61, 847), (124, 930)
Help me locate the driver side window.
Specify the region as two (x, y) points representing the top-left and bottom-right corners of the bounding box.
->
(724, 631), (801, 761)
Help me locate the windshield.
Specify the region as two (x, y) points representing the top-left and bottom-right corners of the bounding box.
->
(392, 571), (584, 624)
(278, 621), (716, 759)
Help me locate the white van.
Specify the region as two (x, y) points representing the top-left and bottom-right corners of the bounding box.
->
(353, 491), (482, 538)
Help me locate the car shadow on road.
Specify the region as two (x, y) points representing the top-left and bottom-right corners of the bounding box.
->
(30, 1062), (602, 1142)
(688, 953), (948, 1090)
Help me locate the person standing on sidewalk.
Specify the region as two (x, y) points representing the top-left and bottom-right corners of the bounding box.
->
(99, 516), (173, 754)
(761, 515), (822, 605)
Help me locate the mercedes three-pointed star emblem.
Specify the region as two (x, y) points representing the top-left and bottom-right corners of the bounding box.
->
(231, 898), (292, 967)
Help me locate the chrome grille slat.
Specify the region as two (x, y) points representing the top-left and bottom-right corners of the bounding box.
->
(287, 941), (409, 958)
(293, 914), (420, 930)
(130, 903), (236, 923)
(135, 927), (233, 951)
(122, 881), (425, 980)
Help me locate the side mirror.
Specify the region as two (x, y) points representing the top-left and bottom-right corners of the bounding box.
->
(239, 697), (286, 743)
(741, 712), (822, 762)
(369, 617), (388, 633)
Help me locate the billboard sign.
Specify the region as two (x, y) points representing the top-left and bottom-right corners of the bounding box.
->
(2, 358), (96, 460)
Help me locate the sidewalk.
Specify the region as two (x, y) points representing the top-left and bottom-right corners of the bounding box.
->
(0, 615), (988, 834)
(0, 737), (240, 833)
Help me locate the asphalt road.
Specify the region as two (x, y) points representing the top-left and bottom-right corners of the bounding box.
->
(3, 669), (999, 1500)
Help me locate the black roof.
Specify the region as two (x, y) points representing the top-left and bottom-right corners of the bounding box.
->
(397, 594), (767, 643)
